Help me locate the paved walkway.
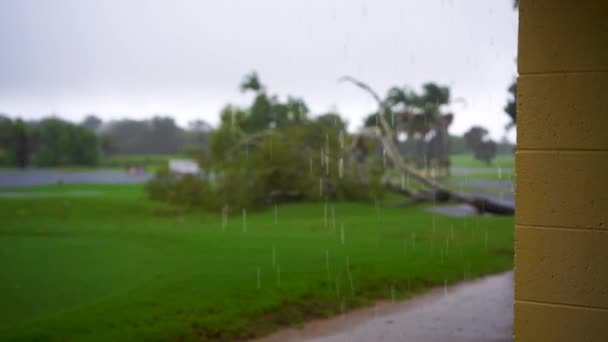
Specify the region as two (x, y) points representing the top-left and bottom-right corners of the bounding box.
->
(255, 271), (513, 342)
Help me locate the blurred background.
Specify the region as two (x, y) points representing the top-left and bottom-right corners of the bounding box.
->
(0, 1), (518, 341)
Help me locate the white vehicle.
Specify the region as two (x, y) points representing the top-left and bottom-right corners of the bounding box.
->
(168, 159), (200, 175)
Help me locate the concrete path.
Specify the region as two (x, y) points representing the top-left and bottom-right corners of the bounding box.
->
(255, 271), (513, 342)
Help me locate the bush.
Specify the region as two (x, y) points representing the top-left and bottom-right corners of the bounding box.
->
(145, 167), (214, 209)
(145, 122), (384, 213)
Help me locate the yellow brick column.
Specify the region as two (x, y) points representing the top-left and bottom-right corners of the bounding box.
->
(514, 1), (608, 341)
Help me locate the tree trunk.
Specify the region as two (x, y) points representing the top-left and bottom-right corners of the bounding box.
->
(340, 76), (514, 215)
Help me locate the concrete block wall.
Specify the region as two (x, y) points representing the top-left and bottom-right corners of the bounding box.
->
(514, 0), (608, 340)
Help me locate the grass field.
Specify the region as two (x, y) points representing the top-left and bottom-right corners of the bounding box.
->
(0, 184), (513, 341)
(98, 154), (181, 173)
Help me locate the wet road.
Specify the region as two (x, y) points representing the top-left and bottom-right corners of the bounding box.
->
(255, 271), (513, 342)
(449, 179), (514, 192)
(0, 169), (152, 187)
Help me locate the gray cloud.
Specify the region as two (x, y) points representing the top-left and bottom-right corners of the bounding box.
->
(0, 0), (517, 140)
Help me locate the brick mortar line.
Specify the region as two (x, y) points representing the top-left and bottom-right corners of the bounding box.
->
(515, 299), (608, 312)
(516, 149), (608, 153)
(515, 224), (607, 233)
(518, 69), (608, 76)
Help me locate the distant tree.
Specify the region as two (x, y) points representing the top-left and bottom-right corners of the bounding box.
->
(31, 117), (98, 166)
(315, 112), (347, 131)
(475, 141), (497, 165)
(13, 119), (29, 168)
(81, 114), (103, 132)
(0, 114), (15, 165)
(341, 76), (513, 214)
(364, 82), (453, 173)
(504, 80), (516, 129)
(104, 116), (185, 155)
(187, 120), (212, 144)
(464, 126), (496, 165)
(464, 126), (488, 151)
(448, 135), (467, 155)
(506, 0), (518, 129)
(234, 73), (310, 133)
(239, 71), (264, 94)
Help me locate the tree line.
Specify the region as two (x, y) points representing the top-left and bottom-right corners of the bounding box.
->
(0, 114), (211, 168)
(0, 72), (514, 169)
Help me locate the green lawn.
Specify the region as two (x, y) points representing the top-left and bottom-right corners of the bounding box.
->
(99, 154), (181, 173)
(0, 184), (513, 341)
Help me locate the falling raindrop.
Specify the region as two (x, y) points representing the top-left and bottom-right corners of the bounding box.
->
(339, 130), (344, 150)
(485, 230), (489, 249)
(257, 267), (261, 290)
(336, 272), (341, 301)
(321, 147), (325, 168)
(444, 280), (448, 296)
(269, 139), (273, 160)
(346, 256), (355, 296)
(325, 250), (331, 288)
(221, 205), (228, 231)
(411, 232), (416, 249)
(319, 178), (323, 197)
(382, 148), (387, 168)
(339, 158), (344, 179)
(498, 166), (502, 179)
(401, 173), (405, 190)
(324, 201), (328, 227)
(340, 223), (345, 245)
(310, 157), (313, 176)
(331, 206), (336, 228)
(242, 208), (247, 233)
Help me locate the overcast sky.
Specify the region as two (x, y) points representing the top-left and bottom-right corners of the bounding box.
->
(0, 0), (518, 140)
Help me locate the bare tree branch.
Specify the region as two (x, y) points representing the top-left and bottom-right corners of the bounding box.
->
(340, 76), (514, 215)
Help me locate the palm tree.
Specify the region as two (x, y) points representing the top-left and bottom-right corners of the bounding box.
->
(239, 71), (264, 93)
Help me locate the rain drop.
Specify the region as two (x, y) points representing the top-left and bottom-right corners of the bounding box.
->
(257, 267), (261, 290)
(242, 208), (247, 233)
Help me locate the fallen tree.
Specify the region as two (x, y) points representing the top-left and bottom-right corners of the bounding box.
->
(340, 76), (514, 215)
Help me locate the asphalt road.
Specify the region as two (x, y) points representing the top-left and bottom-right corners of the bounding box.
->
(0, 169), (152, 187)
